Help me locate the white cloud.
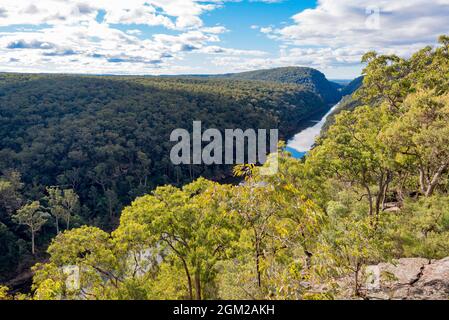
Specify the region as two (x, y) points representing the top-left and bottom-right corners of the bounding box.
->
(260, 26), (273, 33)
(126, 29), (143, 36)
(1, 0), (447, 76)
(201, 46), (267, 56)
(0, 1), (219, 29)
(262, 0), (449, 68)
(0, 0), (262, 74)
(200, 26), (228, 34)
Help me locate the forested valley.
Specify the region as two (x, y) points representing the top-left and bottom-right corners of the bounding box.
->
(0, 67), (337, 288)
(1, 36), (449, 300)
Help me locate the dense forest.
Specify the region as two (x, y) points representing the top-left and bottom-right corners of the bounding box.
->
(207, 66), (343, 105)
(0, 71), (335, 285)
(1, 36), (449, 300)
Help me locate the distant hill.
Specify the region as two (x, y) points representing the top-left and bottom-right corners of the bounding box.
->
(330, 79), (353, 86)
(204, 67), (343, 105)
(322, 76), (364, 132)
(340, 76), (364, 97)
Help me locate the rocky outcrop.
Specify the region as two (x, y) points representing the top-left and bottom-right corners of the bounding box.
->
(351, 257), (449, 300)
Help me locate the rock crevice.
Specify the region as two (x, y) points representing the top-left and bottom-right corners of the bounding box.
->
(355, 257), (449, 300)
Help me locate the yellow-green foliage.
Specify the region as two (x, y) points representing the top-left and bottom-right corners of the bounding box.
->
(0, 286), (10, 300)
(393, 196), (449, 259)
(31, 36), (449, 300)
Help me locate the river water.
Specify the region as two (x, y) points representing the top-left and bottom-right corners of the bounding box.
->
(286, 102), (340, 158)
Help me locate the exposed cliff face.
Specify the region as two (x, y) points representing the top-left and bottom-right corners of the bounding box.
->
(339, 257), (449, 300)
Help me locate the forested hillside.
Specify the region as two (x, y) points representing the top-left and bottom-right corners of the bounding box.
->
(206, 67), (343, 104)
(340, 76), (364, 97)
(322, 76), (364, 131)
(0, 73), (326, 284)
(1, 36), (447, 300)
(322, 94), (362, 132)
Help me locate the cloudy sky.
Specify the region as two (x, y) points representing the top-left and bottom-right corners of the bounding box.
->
(0, 0), (448, 79)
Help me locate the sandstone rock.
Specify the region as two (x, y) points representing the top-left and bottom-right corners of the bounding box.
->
(378, 258), (429, 286)
(361, 257), (449, 300)
(408, 257), (449, 300)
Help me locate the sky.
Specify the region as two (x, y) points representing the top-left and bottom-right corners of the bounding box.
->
(0, 0), (448, 79)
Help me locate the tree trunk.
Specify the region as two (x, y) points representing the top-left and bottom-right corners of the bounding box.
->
(255, 241), (262, 288)
(381, 180), (389, 211)
(163, 238), (193, 300)
(55, 217), (59, 234)
(182, 260), (193, 300)
(425, 164), (447, 197)
(419, 168), (426, 194)
(376, 171), (392, 217)
(354, 262), (361, 297)
(364, 184), (373, 217)
(194, 270), (202, 300)
(31, 231), (35, 255)
(375, 175), (383, 217)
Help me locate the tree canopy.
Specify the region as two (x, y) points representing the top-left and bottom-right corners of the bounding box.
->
(2, 36), (449, 300)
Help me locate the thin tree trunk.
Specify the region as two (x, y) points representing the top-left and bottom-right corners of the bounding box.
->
(194, 270), (202, 300)
(31, 231), (35, 255)
(364, 184), (373, 217)
(182, 259), (193, 300)
(255, 240), (262, 288)
(55, 218), (59, 234)
(377, 171), (392, 214)
(419, 168), (426, 194)
(375, 173), (384, 217)
(163, 238), (193, 299)
(381, 181), (389, 211)
(397, 172), (408, 203)
(425, 164), (447, 197)
(354, 262), (361, 297)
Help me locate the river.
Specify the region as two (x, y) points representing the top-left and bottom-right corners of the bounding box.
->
(286, 102), (340, 158)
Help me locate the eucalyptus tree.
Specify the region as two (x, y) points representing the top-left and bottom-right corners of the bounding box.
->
(13, 201), (49, 255)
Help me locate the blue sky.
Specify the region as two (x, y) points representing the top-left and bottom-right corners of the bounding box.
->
(0, 1), (448, 79)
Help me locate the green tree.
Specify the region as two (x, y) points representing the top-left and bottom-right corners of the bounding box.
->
(116, 178), (239, 300)
(395, 195), (449, 259)
(310, 105), (394, 219)
(323, 195), (393, 297)
(0, 171), (23, 217)
(358, 52), (411, 111)
(222, 156), (327, 299)
(382, 91), (449, 196)
(46, 187), (80, 233)
(0, 286), (11, 300)
(33, 226), (118, 300)
(13, 201), (49, 255)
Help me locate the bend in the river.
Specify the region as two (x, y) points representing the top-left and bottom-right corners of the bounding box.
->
(286, 102), (340, 158)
